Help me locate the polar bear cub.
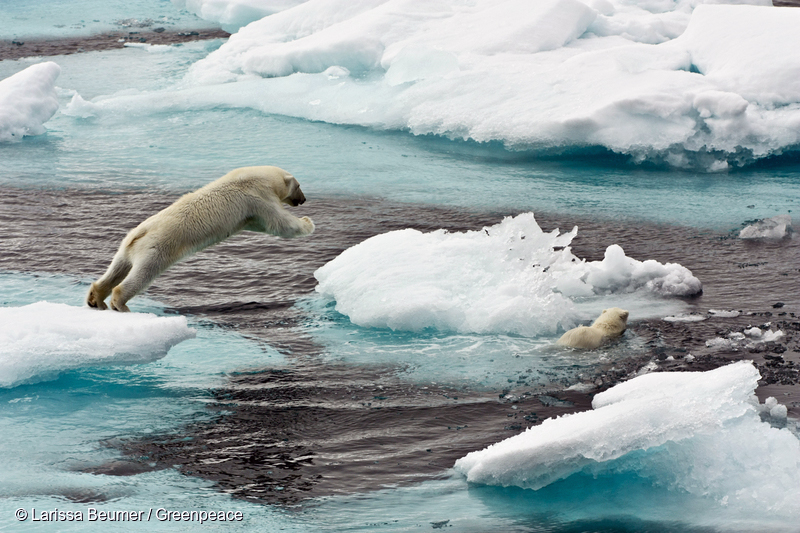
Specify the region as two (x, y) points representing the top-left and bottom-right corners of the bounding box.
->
(87, 166), (315, 312)
(557, 307), (629, 349)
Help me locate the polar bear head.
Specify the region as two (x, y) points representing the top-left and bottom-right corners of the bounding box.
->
(280, 174), (306, 207)
(592, 307), (629, 336)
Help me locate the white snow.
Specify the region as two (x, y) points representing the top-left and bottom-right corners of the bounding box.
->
(314, 213), (701, 336)
(130, 0), (795, 170)
(739, 214), (793, 240)
(0, 62), (61, 142)
(171, 0), (307, 30)
(454, 361), (800, 516)
(0, 302), (196, 388)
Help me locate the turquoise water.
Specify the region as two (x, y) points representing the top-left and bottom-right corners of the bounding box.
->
(0, 0), (215, 39)
(3, 2), (800, 531)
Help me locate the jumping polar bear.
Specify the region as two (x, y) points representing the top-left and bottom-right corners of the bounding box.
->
(87, 166), (315, 312)
(557, 307), (629, 350)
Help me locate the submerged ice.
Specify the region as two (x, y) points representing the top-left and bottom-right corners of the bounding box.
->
(0, 302), (195, 388)
(314, 213), (700, 336)
(454, 361), (800, 518)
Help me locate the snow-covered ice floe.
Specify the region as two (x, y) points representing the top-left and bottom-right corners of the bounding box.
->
(739, 214), (793, 240)
(172, 0), (308, 31)
(454, 361), (800, 517)
(143, 0), (800, 170)
(0, 302), (196, 388)
(0, 62), (60, 142)
(314, 213), (701, 336)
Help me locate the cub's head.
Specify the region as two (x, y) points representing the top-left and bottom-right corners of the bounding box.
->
(593, 307), (629, 336)
(281, 173), (306, 207)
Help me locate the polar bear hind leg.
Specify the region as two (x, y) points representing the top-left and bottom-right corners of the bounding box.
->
(86, 252), (132, 310)
(108, 246), (176, 312)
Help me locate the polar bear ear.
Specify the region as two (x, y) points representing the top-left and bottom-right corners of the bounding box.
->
(601, 309), (607, 314)
(620, 310), (629, 320)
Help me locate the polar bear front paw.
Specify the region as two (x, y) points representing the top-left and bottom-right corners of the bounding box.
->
(301, 216), (315, 235)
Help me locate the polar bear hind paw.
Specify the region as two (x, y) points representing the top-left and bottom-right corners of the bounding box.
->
(109, 287), (131, 312)
(86, 284), (108, 310)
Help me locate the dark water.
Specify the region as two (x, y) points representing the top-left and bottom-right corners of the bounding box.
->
(1, 185), (798, 506)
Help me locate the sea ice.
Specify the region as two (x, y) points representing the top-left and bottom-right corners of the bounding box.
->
(171, 0), (307, 30)
(709, 309), (740, 318)
(0, 302), (196, 388)
(159, 0), (800, 169)
(739, 214), (793, 240)
(663, 313), (707, 322)
(0, 62), (61, 142)
(706, 327), (784, 350)
(454, 361), (800, 517)
(314, 213), (700, 335)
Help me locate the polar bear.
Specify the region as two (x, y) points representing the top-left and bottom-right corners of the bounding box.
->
(86, 166), (315, 312)
(557, 307), (629, 350)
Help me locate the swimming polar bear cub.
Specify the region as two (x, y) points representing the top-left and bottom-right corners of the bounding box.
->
(87, 166), (315, 312)
(557, 307), (629, 350)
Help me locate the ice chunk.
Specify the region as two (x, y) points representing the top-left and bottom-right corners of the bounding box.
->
(762, 329), (785, 343)
(739, 215), (793, 240)
(0, 62), (60, 142)
(314, 213), (701, 335)
(709, 309), (739, 318)
(454, 362), (800, 516)
(744, 327), (762, 338)
(171, 0), (308, 30)
(663, 313), (706, 322)
(581, 244), (702, 297)
(0, 302), (196, 388)
(763, 397), (789, 421)
(315, 213), (581, 336)
(705, 328), (784, 351)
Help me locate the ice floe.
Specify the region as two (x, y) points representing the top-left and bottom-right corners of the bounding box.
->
(740, 214), (793, 240)
(152, 0), (800, 170)
(172, 0), (307, 31)
(0, 302), (196, 388)
(314, 213), (700, 336)
(454, 361), (800, 517)
(0, 62), (60, 142)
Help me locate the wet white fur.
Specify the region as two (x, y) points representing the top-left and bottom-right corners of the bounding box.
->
(87, 166), (314, 312)
(557, 307), (629, 350)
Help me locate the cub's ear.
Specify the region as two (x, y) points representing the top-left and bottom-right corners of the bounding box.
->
(601, 309), (607, 314)
(620, 310), (629, 320)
